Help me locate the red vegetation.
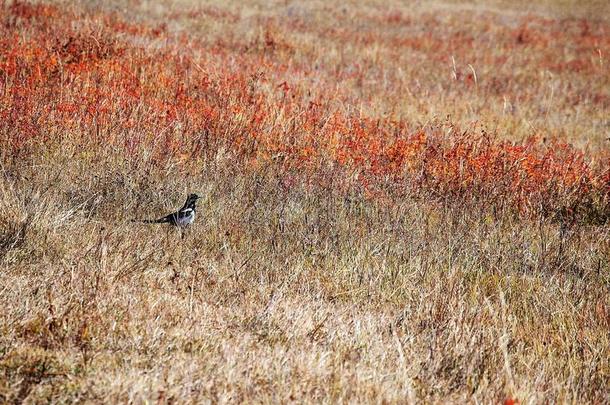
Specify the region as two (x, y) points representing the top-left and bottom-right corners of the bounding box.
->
(1, 1), (608, 223)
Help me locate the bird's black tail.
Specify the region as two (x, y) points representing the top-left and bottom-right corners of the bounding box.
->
(132, 217), (170, 224)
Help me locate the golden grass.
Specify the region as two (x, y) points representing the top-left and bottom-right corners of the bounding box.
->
(2, 159), (609, 403)
(1, 0), (609, 403)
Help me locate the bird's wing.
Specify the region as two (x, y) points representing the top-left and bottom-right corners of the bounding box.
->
(176, 208), (193, 218)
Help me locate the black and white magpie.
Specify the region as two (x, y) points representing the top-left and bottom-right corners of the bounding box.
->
(138, 193), (201, 227)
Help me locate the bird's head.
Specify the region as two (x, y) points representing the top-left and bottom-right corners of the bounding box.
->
(185, 193), (201, 207)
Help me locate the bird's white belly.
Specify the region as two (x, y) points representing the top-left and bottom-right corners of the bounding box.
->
(176, 211), (195, 227)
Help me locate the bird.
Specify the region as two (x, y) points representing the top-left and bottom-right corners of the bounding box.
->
(137, 193), (201, 227)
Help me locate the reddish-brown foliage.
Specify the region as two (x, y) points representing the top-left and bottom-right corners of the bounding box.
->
(0, 1), (608, 223)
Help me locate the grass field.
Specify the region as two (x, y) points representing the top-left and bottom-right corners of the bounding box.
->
(0, 0), (609, 403)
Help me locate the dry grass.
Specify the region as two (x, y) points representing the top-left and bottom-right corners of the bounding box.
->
(1, 0), (609, 403)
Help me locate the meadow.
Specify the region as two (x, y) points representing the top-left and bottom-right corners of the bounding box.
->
(0, 0), (609, 403)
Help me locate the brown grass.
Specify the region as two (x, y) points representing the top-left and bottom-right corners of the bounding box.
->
(1, 0), (609, 403)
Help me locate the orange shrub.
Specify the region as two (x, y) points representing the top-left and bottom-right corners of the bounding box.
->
(0, 1), (608, 223)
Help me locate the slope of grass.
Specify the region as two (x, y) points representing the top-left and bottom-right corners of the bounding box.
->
(1, 0), (609, 403)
